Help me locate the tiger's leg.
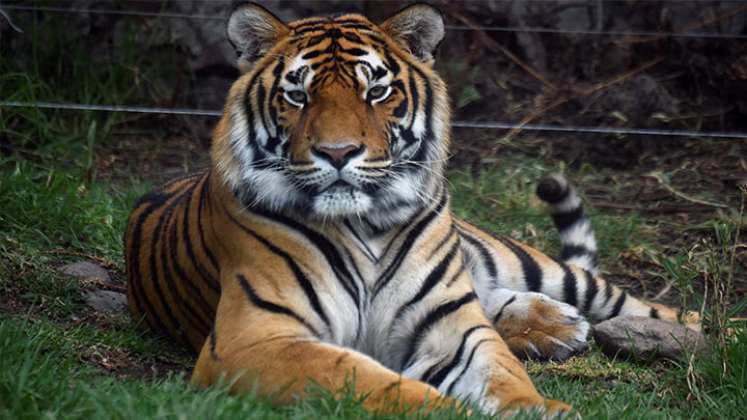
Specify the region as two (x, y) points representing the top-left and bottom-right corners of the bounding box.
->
(457, 219), (699, 360)
(192, 272), (455, 414)
(392, 282), (571, 416)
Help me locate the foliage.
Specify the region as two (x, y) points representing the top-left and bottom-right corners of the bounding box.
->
(1, 6), (745, 419)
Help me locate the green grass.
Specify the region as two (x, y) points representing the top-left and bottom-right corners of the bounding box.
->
(449, 167), (643, 264)
(2, 154), (744, 418)
(4, 313), (742, 420)
(2, 7), (746, 419)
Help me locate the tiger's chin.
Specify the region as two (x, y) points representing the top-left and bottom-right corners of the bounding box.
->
(310, 185), (373, 218)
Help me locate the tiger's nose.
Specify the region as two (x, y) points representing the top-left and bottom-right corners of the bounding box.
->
(312, 143), (364, 169)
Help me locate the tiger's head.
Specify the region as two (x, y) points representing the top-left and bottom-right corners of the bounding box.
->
(212, 2), (449, 227)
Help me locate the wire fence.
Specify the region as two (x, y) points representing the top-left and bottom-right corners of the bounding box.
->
(2, 2), (747, 140)
(4, 3), (747, 39)
(4, 100), (747, 140)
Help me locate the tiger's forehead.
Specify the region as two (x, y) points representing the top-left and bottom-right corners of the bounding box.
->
(285, 13), (389, 52)
(280, 14), (395, 91)
(288, 13), (378, 33)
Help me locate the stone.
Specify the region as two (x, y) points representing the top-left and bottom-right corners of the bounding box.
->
(85, 290), (128, 314)
(593, 316), (706, 361)
(59, 261), (111, 283)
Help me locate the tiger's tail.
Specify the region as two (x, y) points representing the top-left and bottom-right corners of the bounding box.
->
(536, 173), (599, 275)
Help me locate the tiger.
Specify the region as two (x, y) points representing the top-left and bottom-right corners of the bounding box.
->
(124, 2), (699, 416)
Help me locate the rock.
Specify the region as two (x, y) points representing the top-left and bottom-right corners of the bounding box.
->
(593, 316), (706, 361)
(59, 261), (110, 283)
(85, 290), (128, 314)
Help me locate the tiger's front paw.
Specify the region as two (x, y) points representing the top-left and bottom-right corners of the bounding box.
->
(499, 397), (575, 419)
(495, 293), (590, 361)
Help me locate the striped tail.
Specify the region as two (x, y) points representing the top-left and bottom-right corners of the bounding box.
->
(536, 174), (599, 276)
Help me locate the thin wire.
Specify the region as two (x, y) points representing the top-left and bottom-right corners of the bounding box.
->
(3, 100), (747, 140)
(3, 4), (747, 40)
(445, 25), (747, 40)
(0, 100), (222, 117)
(0, 6), (23, 32)
(450, 121), (747, 140)
(1, 4), (224, 21)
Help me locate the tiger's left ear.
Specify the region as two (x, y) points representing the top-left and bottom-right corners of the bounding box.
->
(227, 2), (289, 73)
(380, 3), (445, 65)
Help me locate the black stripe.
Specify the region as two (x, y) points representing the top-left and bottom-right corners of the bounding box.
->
(500, 238), (543, 292)
(267, 57), (284, 145)
(427, 223), (456, 260)
(209, 329), (220, 361)
(197, 172), (220, 273)
(424, 325), (491, 387)
(256, 82), (269, 137)
(374, 187), (448, 295)
(251, 207), (361, 307)
(419, 356), (449, 386)
(393, 240), (460, 323)
(583, 270), (599, 313)
(341, 47), (368, 56)
(401, 291), (477, 369)
(406, 71), (419, 136)
(409, 63), (433, 137)
(608, 291), (627, 319)
(445, 338), (495, 395)
(445, 261), (466, 287)
(343, 220), (377, 262)
(225, 212), (331, 331)
(342, 32), (363, 43)
(603, 280), (614, 305)
(552, 207), (585, 232)
(650, 307), (660, 319)
(492, 295), (516, 324)
(459, 232), (498, 279)
(243, 62), (269, 144)
(341, 245), (366, 287)
(561, 264), (578, 307)
(183, 174), (220, 294)
(384, 51), (401, 76)
(164, 195), (212, 337)
(173, 185), (217, 315)
(372, 215), (403, 240)
(560, 244), (594, 262)
(236, 274), (319, 336)
(406, 64), (434, 164)
(147, 182), (199, 344)
(127, 191), (173, 337)
(161, 183), (213, 338)
(302, 49), (324, 59)
(337, 22), (375, 31)
(290, 17), (328, 29)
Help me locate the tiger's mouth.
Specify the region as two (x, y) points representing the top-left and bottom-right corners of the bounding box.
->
(310, 181), (373, 217)
(323, 179), (355, 192)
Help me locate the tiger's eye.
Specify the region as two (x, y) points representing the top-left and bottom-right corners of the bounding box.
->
(368, 86), (388, 101)
(286, 90), (307, 105)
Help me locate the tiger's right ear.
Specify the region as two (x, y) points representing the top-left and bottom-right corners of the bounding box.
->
(227, 2), (288, 73)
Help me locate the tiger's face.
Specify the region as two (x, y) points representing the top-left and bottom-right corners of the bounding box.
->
(213, 3), (449, 227)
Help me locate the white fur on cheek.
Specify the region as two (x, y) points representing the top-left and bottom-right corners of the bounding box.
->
(243, 167), (303, 211)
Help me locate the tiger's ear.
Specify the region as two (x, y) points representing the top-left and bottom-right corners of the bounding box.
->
(380, 3), (445, 65)
(227, 2), (289, 73)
